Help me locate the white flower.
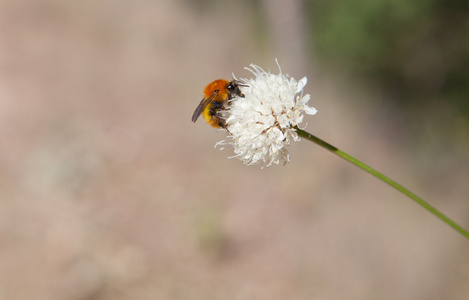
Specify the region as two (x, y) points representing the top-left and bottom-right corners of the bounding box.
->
(218, 61), (317, 167)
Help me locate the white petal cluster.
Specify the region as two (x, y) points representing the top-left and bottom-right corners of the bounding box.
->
(220, 62), (317, 167)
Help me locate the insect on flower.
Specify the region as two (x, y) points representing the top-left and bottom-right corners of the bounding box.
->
(192, 61), (317, 167)
(191, 79), (245, 128)
(219, 61), (318, 167)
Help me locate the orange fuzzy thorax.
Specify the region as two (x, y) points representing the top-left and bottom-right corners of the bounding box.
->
(203, 79), (230, 102)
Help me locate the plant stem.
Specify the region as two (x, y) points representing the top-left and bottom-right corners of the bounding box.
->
(295, 126), (469, 239)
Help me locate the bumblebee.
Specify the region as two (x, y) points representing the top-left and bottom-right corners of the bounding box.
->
(191, 79), (245, 128)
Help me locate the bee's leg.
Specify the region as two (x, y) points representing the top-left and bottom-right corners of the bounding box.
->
(210, 101), (227, 129)
(218, 119), (227, 129)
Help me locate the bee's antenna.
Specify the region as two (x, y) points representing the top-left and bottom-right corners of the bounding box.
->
(234, 80), (248, 87)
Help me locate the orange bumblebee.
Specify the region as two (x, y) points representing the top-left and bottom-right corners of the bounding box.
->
(192, 79), (245, 128)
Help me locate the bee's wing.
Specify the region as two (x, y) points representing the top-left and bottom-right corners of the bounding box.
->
(191, 91), (218, 123)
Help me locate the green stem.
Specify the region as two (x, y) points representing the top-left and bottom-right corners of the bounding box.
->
(295, 126), (469, 239)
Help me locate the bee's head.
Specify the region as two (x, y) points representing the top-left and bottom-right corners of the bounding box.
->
(227, 80), (247, 99)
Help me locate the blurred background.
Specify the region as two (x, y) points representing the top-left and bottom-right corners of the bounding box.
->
(0, 0), (468, 299)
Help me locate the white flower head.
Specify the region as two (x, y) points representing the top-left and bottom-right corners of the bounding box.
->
(219, 60), (317, 167)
